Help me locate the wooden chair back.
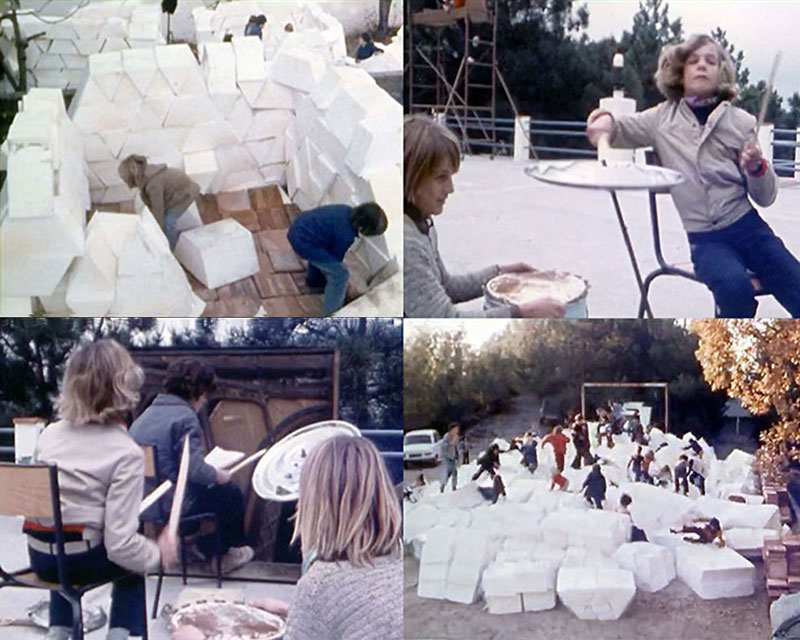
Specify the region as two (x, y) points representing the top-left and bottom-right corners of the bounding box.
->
(0, 463), (55, 520)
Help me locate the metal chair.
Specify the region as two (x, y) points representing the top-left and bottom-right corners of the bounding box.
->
(0, 462), (148, 640)
(139, 445), (222, 619)
(637, 151), (768, 317)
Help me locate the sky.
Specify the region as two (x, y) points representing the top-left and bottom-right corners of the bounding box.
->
(404, 319), (511, 350)
(580, 0), (800, 101)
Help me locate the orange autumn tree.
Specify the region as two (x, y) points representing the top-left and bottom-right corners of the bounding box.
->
(693, 319), (800, 483)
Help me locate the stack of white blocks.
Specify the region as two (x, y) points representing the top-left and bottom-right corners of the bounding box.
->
(612, 542), (676, 592)
(417, 527), (490, 604)
(482, 560), (558, 614)
(0, 2), (164, 95)
(556, 565), (636, 620)
(0, 88), (88, 314)
(191, 1), (346, 62)
(64, 209), (205, 317)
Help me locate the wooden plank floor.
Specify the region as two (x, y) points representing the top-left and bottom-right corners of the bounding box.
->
(104, 186), (325, 318)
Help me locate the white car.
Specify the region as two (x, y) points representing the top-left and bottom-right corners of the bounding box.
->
(404, 429), (441, 466)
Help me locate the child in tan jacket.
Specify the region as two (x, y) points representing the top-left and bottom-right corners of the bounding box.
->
(118, 154), (201, 249)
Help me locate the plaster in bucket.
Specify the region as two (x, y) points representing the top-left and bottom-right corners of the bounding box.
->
(484, 271), (589, 318)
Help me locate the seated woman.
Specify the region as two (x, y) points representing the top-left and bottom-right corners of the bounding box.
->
(173, 435), (402, 640)
(27, 339), (178, 640)
(130, 358), (253, 574)
(118, 154), (201, 250)
(403, 114), (565, 318)
(287, 202), (388, 316)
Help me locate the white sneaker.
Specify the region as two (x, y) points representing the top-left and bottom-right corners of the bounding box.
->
(219, 545), (254, 574)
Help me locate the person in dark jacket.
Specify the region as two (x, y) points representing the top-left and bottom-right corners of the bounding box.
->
(355, 32), (383, 61)
(287, 202), (388, 315)
(245, 14), (266, 38)
(674, 454), (690, 495)
(130, 359), (253, 574)
(583, 463), (607, 509)
(471, 443), (500, 481)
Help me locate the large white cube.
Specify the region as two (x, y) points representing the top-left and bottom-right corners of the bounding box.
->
(556, 566), (636, 620)
(675, 545), (755, 599)
(612, 542), (676, 592)
(174, 218), (259, 289)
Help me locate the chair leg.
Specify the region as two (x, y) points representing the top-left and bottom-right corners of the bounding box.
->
(141, 577), (149, 640)
(215, 521), (222, 589)
(70, 595), (83, 640)
(152, 564), (163, 619)
(181, 534), (188, 586)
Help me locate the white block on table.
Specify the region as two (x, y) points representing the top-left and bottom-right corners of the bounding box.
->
(675, 545), (755, 599)
(556, 566), (636, 621)
(270, 48), (326, 93)
(612, 542), (675, 593)
(174, 219), (259, 289)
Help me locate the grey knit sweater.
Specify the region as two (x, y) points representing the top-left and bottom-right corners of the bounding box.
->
(285, 554), (402, 640)
(403, 215), (519, 318)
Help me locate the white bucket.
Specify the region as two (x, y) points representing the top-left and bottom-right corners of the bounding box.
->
(484, 271), (589, 318)
(13, 417), (45, 463)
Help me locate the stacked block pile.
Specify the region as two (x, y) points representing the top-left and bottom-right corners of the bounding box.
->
(191, 1), (346, 62)
(405, 427), (771, 619)
(0, 88), (88, 314)
(0, 1), (163, 95)
(764, 531), (800, 599)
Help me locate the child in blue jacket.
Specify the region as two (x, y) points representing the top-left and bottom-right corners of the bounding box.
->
(288, 202), (388, 315)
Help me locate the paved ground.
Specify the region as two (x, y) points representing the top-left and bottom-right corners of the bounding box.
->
(0, 516), (296, 639)
(436, 156), (800, 318)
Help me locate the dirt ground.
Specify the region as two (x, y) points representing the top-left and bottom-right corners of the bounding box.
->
(404, 553), (772, 640)
(404, 393), (773, 639)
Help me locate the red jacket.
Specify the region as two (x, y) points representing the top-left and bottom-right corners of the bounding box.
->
(543, 432), (569, 455)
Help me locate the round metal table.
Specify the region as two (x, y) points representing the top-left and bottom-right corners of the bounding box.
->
(525, 160), (685, 318)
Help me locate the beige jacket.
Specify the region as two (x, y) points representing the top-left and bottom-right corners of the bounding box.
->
(606, 99), (777, 233)
(141, 164), (201, 229)
(31, 420), (161, 574)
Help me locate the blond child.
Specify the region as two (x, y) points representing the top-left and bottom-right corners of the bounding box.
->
(587, 34), (800, 318)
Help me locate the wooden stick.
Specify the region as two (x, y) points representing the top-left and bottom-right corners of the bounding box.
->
(168, 436), (191, 538)
(228, 448), (268, 475)
(755, 52), (782, 136)
(139, 480), (172, 515)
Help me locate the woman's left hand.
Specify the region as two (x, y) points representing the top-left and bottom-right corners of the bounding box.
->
(498, 263), (536, 275)
(739, 139), (764, 175)
(249, 597), (290, 617)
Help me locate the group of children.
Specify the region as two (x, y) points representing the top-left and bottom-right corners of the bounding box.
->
(116, 154), (388, 317)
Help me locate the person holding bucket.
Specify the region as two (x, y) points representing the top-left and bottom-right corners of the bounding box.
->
(404, 114), (566, 318)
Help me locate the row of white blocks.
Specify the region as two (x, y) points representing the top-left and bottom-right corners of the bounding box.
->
(0, 88), (88, 309)
(0, 4), (164, 95)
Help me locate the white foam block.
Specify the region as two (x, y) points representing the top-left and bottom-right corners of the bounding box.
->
(556, 566), (636, 621)
(612, 542), (676, 593)
(183, 150), (218, 194)
(675, 545), (755, 599)
(270, 48), (326, 93)
(174, 218), (259, 289)
(183, 121), (240, 153)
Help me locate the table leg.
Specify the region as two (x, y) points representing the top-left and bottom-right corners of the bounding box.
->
(608, 189), (654, 318)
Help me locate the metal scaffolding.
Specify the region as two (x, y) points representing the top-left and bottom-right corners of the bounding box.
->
(407, 0), (514, 156)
